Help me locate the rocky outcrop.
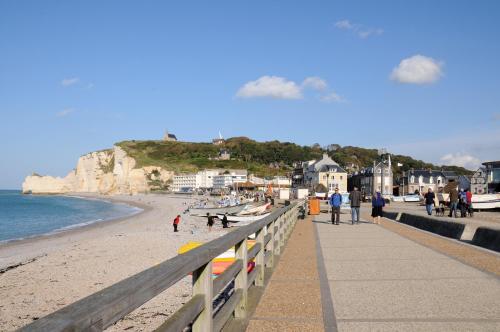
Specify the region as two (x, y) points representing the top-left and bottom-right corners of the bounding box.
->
(22, 146), (173, 195)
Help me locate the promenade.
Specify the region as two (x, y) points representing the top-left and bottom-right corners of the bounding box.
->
(246, 211), (500, 332)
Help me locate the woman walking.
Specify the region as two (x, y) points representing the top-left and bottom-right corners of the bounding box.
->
(371, 191), (385, 224)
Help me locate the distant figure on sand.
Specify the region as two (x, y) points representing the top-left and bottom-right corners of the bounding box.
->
(371, 191), (385, 224)
(206, 213), (216, 231)
(222, 213), (229, 228)
(173, 215), (180, 232)
(424, 188), (435, 216)
(349, 186), (361, 224)
(329, 188), (342, 225)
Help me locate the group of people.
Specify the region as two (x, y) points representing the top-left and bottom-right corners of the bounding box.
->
(423, 187), (473, 218)
(171, 213), (230, 233)
(328, 186), (385, 225)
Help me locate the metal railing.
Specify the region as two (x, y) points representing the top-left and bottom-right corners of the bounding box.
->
(20, 200), (304, 332)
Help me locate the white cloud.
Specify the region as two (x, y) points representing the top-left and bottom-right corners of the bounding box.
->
(358, 28), (384, 39)
(335, 20), (353, 29)
(236, 76), (303, 99)
(390, 55), (443, 84)
(321, 91), (345, 103)
(334, 19), (383, 39)
(440, 152), (481, 170)
(61, 77), (80, 87)
(86, 83), (94, 89)
(56, 108), (75, 117)
(302, 77), (327, 91)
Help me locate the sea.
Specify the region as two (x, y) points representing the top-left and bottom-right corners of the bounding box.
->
(0, 190), (142, 243)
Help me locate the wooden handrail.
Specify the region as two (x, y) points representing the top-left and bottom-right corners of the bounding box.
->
(19, 200), (305, 332)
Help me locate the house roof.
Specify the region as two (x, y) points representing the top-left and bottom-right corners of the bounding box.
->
(318, 164), (346, 173)
(308, 154), (339, 172)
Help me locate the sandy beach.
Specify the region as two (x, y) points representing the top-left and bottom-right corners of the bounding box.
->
(0, 194), (225, 331)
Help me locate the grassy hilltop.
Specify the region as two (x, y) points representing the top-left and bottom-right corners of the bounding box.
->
(115, 138), (473, 177)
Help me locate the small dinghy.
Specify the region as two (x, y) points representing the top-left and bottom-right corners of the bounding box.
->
(216, 212), (271, 223)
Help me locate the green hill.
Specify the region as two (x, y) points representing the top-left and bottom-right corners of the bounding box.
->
(116, 138), (473, 177)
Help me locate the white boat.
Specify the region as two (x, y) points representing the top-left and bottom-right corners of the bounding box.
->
(404, 194), (421, 202)
(392, 196), (405, 202)
(216, 212), (271, 223)
(189, 204), (247, 216)
(471, 194), (500, 210)
(238, 203), (271, 215)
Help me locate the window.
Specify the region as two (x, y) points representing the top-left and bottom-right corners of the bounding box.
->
(429, 177), (433, 184)
(411, 176), (415, 183)
(340, 176), (343, 180)
(419, 176), (423, 183)
(332, 176), (335, 180)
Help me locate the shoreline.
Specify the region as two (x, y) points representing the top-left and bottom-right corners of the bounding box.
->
(0, 193), (224, 331)
(0, 193), (150, 250)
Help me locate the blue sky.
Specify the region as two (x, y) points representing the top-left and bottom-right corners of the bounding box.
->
(1, 0), (499, 189)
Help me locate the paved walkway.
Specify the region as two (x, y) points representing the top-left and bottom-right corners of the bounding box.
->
(247, 212), (500, 332)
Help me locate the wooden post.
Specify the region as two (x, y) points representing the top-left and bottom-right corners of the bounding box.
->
(274, 216), (281, 256)
(279, 214), (285, 248)
(235, 239), (248, 318)
(192, 262), (213, 332)
(266, 222), (274, 268)
(255, 228), (265, 287)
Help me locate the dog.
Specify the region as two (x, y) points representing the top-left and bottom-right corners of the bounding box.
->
(435, 205), (445, 217)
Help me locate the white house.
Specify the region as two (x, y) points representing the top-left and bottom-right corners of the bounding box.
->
(213, 170), (248, 189)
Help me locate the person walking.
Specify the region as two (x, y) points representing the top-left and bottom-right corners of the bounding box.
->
(349, 186), (362, 224)
(221, 213), (229, 228)
(466, 189), (473, 217)
(371, 191), (385, 224)
(329, 188), (342, 225)
(173, 214), (181, 232)
(448, 187), (459, 218)
(424, 188), (435, 216)
(206, 213), (216, 231)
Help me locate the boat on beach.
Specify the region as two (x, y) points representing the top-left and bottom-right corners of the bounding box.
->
(189, 204), (247, 216)
(216, 212), (271, 223)
(178, 240), (256, 275)
(238, 203), (271, 215)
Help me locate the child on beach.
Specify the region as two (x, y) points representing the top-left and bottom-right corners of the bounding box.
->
(173, 215), (180, 232)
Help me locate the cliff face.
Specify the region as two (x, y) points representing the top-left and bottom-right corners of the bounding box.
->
(22, 146), (173, 195)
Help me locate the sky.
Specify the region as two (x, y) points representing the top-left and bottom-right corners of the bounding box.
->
(1, 0), (499, 189)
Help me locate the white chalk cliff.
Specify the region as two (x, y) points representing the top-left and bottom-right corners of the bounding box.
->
(22, 146), (173, 195)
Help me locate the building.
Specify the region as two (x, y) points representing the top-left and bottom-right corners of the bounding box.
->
(212, 138), (225, 145)
(311, 164), (348, 193)
(172, 173), (198, 192)
(471, 167), (487, 194)
(483, 161), (500, 193)
(172, 169), (222, 192)
(300, 153), (347, 193)
(398, 169), (459, 195)
(213, 170), (248, 190)
(350, 156), (393, 196)
(218, 149), (231, 160)
(163, 130), (178, 142)
(197, 169), (220, 189)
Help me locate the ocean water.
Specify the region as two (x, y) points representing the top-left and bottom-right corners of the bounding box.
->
(0, 190), (142, 242)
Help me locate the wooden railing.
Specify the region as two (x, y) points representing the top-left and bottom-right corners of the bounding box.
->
(20, 200), (304, 332)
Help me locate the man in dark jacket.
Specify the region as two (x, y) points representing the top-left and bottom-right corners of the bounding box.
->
(424, 188), (435, 216)
(348, 186), (362, 224)
(329, 188), (342, 225)
(448, 187), (459, 218)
